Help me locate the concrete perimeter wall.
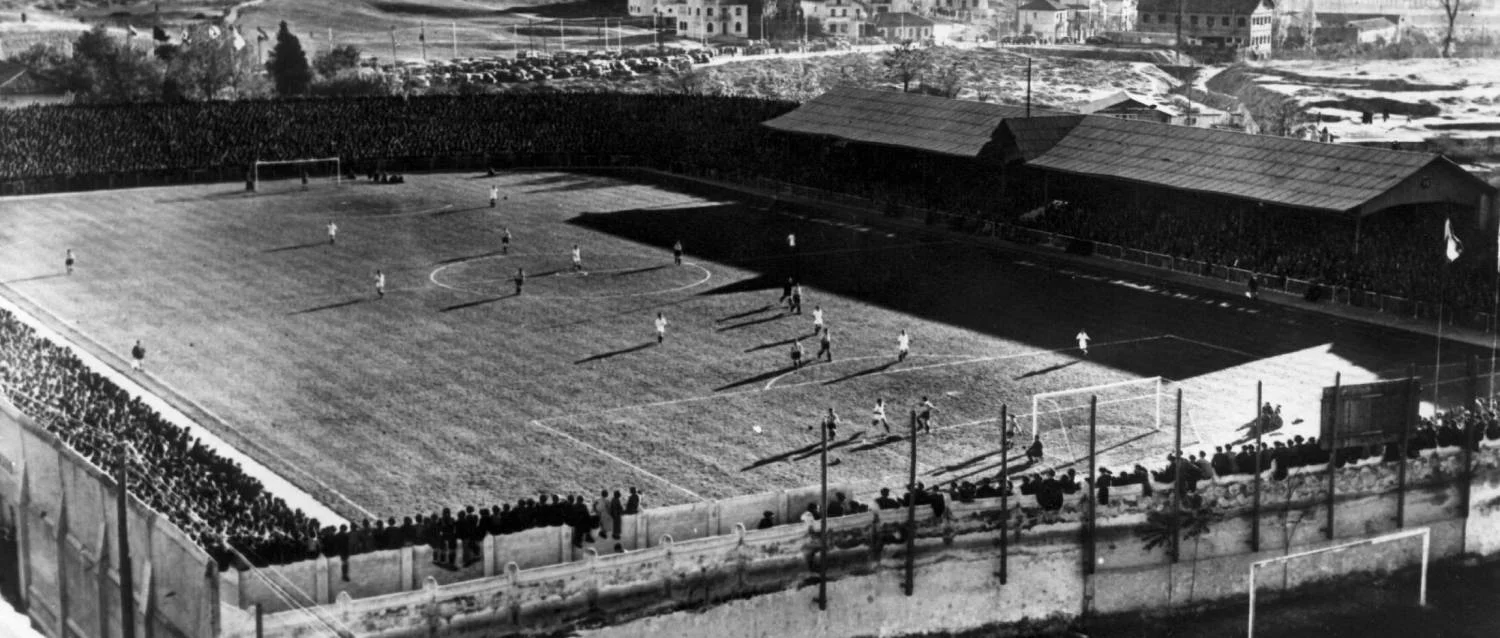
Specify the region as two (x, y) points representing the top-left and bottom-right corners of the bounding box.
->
(231, 443), (1500, 637)
(0, 398), (219, 638)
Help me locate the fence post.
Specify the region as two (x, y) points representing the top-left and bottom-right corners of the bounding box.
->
(1397, 365), (1415, 529)
(1326, 372), (1340, 540)
(1251, 381), (1262, 552)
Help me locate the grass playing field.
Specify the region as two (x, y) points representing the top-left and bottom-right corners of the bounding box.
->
(0, 171), (1486, 521)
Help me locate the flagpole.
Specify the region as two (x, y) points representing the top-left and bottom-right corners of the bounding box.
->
(420, 20), (427, 62)
(452, 21), (458, 59)
(390, 25), (397, 64)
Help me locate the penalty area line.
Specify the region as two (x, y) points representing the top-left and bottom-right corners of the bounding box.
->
(526, 419), (707, 502)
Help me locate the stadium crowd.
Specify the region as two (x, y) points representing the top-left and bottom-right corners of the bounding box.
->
(4, 93), (1500, 573)
(2, 94), (1492, 313)
(0, 306), (651, 570)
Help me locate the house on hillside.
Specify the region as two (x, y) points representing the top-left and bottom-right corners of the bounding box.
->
(933, 0), (993, 19)
(0, 62), (68, 108)
(667, 0), (755, 39)
(810, 0), (875, 36)
(1134, 0), (1275, 55)
(1077, 91), (1172, 123)
(1102, 0), (1137, 31)
(1019, 0), (1070, 42)
(871, 11), (934, 40)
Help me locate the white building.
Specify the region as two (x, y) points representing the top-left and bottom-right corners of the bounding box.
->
(664, 0), (754, 39)
(814, 0), (876, 36)
(1019, 0), (1070, 40)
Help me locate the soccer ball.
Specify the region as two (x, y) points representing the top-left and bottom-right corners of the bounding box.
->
(752, 426), (763, 434)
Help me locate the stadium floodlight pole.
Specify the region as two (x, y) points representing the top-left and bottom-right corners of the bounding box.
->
(818, 410), (829, 611)
(117, 442), (136, 638)
(1326, 372), (1340, 540)
(999, 404), (1009, 585)
(904, 409), (917, 596)
(1251, 381), (1263, 552)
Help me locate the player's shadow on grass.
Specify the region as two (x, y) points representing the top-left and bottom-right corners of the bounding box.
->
(289, 298), (364, 315)
(1013, 361), (1081, 380)
(847, 433), (911, 453)
(2, 273), (66, 285)
(440, 295), (512, 313)
(697, 273), (782, 297)
(823, 361), (897, 386)
(433, 205), (489, 217)
(262, 241), (326, 254)
(745, 336), (803, 353)
(717, 313), (787, 332)
(715, 365), (798, 392)
(740, 433), (866, 471)
(575, 342), (656, 364)
(612, 265), (668, 277)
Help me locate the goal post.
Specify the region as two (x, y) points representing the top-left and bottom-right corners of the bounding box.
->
(1031, 376), (1163, 439)
(251, 157), (342, 192)
(1247, 527), (1430, 638)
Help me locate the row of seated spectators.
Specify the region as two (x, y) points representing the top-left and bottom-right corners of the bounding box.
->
(0, 306), (659, 571)
(874, 402), (1500, 515)
(1011, 197), (1497, 312)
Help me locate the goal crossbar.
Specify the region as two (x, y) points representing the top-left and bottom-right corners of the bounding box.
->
(251, 157), (342, 192)
(1031, 376), (1163, 438)
(1247, 527), (1430, 638)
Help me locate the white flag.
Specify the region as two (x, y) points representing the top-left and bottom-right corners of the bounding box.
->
(1445, 218), (1463, 263)
(232, 28), (246, 50)
(208, 25), (222, 40)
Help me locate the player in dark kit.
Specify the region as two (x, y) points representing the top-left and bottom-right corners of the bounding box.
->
(816, 329), (833, 362)
(501, 228), (511, 255)
(514, 268), (525, 295)
(672, 240), (683, 265)
(790, 340), (804, 369)
(65, 249), (75, 275)
(779, 278), (794, 308)
(130, 340), (145, 371)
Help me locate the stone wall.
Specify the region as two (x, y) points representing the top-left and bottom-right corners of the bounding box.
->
(230, 444), (1500, 637)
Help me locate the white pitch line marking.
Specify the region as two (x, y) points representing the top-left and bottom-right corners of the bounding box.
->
(1165, 334), (1259, 358)
(525, 419), (706, 502)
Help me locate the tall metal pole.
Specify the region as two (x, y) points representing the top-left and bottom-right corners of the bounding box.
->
(117, 444), (135, 638)
(1171, 388), (1183, 562)
(1326, 372), (1341, 540)
(1085, 396), (1097, 576)
(389, 26), (397, 65)
(818, 410), (828, 611)
(904, 409), (917, 596)
(420, 20), (427, 62)
(999, 404), (1009, 585)
(1251, 381), (1262, 552)
(452, 21), (458, 60)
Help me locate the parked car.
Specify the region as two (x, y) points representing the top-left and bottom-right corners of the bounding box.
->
(1085, 35), (1113, 45)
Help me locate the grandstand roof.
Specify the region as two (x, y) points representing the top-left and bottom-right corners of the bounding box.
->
(1025, 115), (1491, 213)
(999, 115), (1084, 162)
(762, 86), (1058, 158)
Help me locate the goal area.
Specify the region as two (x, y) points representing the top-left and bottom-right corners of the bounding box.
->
(1028, 377), (1199, 467)
(251, 157), (342, 193)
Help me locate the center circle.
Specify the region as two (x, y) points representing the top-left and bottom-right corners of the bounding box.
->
(432, 253), (711, 299)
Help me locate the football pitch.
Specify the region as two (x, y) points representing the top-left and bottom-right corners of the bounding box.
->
(0, 171), (1484, 519)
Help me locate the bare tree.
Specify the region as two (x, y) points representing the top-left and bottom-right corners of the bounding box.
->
(926, 47), (974, 98)
(883, 41), (931, 93)
(1437, 0), (1463, 58)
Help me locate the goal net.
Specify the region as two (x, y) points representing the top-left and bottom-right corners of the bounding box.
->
(251, 157), (342, 193)
(1030, 377), (1181, 466)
